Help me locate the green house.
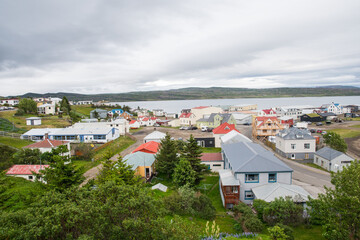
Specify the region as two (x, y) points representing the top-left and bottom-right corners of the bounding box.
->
(196, 113), (236, 128)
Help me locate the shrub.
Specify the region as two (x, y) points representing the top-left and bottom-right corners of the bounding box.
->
(14, 109), (25, 116)
(193, 195), (216, 220)
(244, 217), (263, 233)
(253, 199), (269, 221)
(275, 224), (294, 240)
(74, 143), (94, 161)
(268, 225), (290, 240)
(233, 202), (253, 218)
(263, 197), (304, 226)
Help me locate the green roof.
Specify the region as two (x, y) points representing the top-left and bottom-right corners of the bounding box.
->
(307, 113), (320, 117)
(123, 152), (155, 170)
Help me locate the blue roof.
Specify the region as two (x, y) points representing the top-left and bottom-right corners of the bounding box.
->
(111, 109), (124, 114)
(123, 152), (155, 170)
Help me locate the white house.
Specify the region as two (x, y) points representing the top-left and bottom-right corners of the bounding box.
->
(258, 109), (277, 116)
(106, 119), (130, 135)
(201, 153), (224, 172)
(168, 119), (181, 127)
(314, 147), (354, 172)
(129, 120), (140, 129)
(152, 109), (165, 117)
(212, 123), (240, 147)
(21, 128), (62, 141)
(23, 139), (70, 156)
(165, 113), (178, 118)
(179, 112), (196, 126)
(275, 106), (303, 119)
(275, 128), (316, 160)
(144, 131), (166, 143)
(6, 165), (49, 182)
(26, 117), (42, 126)
(321, 103), (343, 115)
(220, 142), (293, 207)
(231, 113), (252, 125)
(37, 104), (56, 115)
(191, 106), (223, 123)
(0, 98), (19, 106)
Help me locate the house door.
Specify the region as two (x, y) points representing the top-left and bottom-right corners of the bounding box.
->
(80, 135), (84, 142)
(291, 154), (295, 159)
(31, 120), (34, 125)
(145, 168), (150, 179)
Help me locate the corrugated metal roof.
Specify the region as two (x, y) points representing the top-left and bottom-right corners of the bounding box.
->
(277, 127), (314, 140)
(6, 165), (49, 175)
(123, 152), (155, 170)
(22, 128), (62, 136)
(252, 183), (311, 202)
(144, 131), (166, 140)
(219, 170), (240, 186)
(221, 130), (252, 145)
(24, 139), (68, 149)
(315, 147), (352, 161)
(222, 142), (293, 173)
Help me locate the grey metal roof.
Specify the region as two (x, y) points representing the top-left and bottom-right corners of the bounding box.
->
(319, 112), (337, 117)
(197, 113), (233, 123)
(252, 183), (311, 202)
(222, 142), (293, 173)
(221, 130), (252, 145)
(123, 152), (156, 170)
(144, 131), (166, 140)
(277, 127), (314, 140)
(315, 147), (352, 161)
(90, 108), (108, 113)
(219, 170), (240, 186)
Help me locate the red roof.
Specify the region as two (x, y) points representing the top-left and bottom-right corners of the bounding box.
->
(192, 106), (209, 109)
(180, 112), (193, 118)
(262, 109), (276, 114)
(132, 141), (160, 154)
(142, 117), (149, 121)
(24, 139), (68, 149)
(255, 116), (280, 127)
(150, 117), (157, 120)
(200, 153), (223, 162)
(129, 120), (137, 124)
(212, 123), (240, 135)
(6, 165), (49, 175)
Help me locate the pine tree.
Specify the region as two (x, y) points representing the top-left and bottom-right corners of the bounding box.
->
(155, 133), (179, 179)
(181, 135), (207, 184)
(60, 96), (71, 114)
(173, 158), (196, 187)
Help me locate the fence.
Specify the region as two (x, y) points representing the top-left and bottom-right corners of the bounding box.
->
(0, 131), (22, 139)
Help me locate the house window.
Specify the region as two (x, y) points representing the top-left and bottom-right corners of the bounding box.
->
(305, 153), (309, 159)
(232, 186), (238, 193)
(304, 143), (310, 149)
(244, 190), (255, 200)
(213, 164), (222, 167)
(316, 157), (318, 163)
(94, 135), (106, 140)
(28, 176), (33, 180)
(291, 144), (296, 149)
(268, 173), (277, 183)
(245, 174), (259, 183)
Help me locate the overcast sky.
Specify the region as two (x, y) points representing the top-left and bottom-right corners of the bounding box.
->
(0, 0), (359, 96)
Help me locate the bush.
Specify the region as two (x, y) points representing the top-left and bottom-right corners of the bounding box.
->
(14, 109), (25, 116)
(233, 202), (253, 218)
(244, 217), (263, 233)
(263, 197), (304, 226)
(193, 195), (216, 220)
(268, 225), (289, 240)
(74, 143), (94, 161)
(253, 199), (269, 221)
(275, 224), (294, 240)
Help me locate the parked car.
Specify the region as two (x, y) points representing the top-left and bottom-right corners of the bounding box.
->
(189, 126), (198, 130)
(154, 123), (160, 127)
(317, 130), (323, 133)
(310, 129), (316, 133)
(243, 122), (251, 126)
(201, 126), (208, 132)
(207, 128), (214, 132)
(179, 126), (186, 130)
(322, 131), (327, 135)
(316, 122), (323, 126)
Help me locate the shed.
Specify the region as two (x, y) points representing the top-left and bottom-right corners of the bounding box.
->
(143, 131), (166, 143)
(26, 117), (42, 126)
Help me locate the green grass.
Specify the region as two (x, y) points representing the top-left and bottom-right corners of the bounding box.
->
(328, 129), (360, 138)
(0, 118), (26, 133)
(201, 147), (222, 153)
(72, 160), (100, 172)
(0, 136), (34, 148)
(353, 124), (360, 128)
(292, 225), (325, 240)
(71, 105), (96, 117)
(129, 127), (143, 133)
(94, 136), (136, 161)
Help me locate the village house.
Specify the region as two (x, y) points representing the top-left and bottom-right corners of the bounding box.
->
(212, 123), (240, 147)
(108, 109), (124, 117)
(6, 165), (49, 182)
(321, 103), (343, 115)
(72, 100), (93, 105)
(196, 113), (236, 128)
(300, 113), (325, 123)
(231, 113), (252, 125)
(120, 111), (133, 120)
(123, 152), (155, 180)
(278, 116), (294, 128)
(179, 112), (196, 126)
(275, 106), (303, 119)
(275, 128), (316, 160)
(228, 104), (257, 112)
(318, 112), (337, 121)
(314, 147), (354, 172)
(132, 141), (160, 154)
(200, 153), (224, 172)
(195, 137), (215, 148)
(143, 131), (166, 143)
(152, 109), (165, 117)
(37, 104), (56, 115)
(258, 109), (277, 117)
(23, 138), (71, 157)
(220, 130), (252, 146)
(252, 116), (285, 140)
(220, 142), (294, 207)
(191, 106), (223, 123)
(0, 98), (19, 106)
(165, 112), (178, 118)
(26, 117), (42, 126)
(129, 120), (140, 129)
(90, 109), (108, 119)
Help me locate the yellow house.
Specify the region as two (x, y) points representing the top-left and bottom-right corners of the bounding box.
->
(123, 152), (156, 180)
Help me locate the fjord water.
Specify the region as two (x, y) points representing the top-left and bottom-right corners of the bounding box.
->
(111, 96), (360, 113)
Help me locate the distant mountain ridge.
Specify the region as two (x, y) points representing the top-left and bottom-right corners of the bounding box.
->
(6, 86), (360, 102)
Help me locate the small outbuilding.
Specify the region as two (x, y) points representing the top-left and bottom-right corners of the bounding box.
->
(26, 117), (42, 126)
(314, 147), (354, 172)
(143, 131), (166, 143)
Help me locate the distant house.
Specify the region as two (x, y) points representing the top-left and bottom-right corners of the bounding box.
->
(314, 147), (354, 172)
(165, 113), (178, 118)
(0, 98), (19, 106)
(212, 123), (240, 147)
(90, 109), (108, 119)
(108, 109), (124, 117)
(179, 112), (196, 126)
(300, 113), (324, 123)
(220, 130), (252, 146)
(123, 152), (155, 180)
(6, 165), (49, 182)
(72, 100), (93, 105)
(258, 109), (277, 116)
(252, 116), (285, 140)
(37, 104), (55, 115)
(143, 131), (166, 143)
(318, 112), (337, 121)
(191, 106), (223, 123)
(195, 137), (215, 148)
(228, 104), (257, 112)
(231, 113), (252, 125)
(26, 117), (42, 126)
(275, 128), (316, 160)
(278, 116), (294, 128)
(152, 109), (165, 117)
(23, 139), (70, 156)
(220, 142), (293, 207)
(321, 103), (342, 115)
(106, 119), (130, 135)
(129, 120), (140, 129)
(200, 153), (223, 172)
(120, 111), (133, 120)
(196, 113), (236, 128)
(275, 106), (303, 119)
(168, 119), (180, 127)
(132, 141), (160, 154)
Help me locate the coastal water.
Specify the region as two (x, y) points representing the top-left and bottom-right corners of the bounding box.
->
(110, 96), (360, 113)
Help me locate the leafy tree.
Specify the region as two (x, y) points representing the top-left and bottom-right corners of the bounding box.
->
(69, 111), (81, 123)
(40, 155), (84, 191)
(18, 98), (37, 114)
(96, 154), (140, 186)
(73, 143), (94, 161)
(263, 197), (304, 226)
(308, 160), (360, 240)
(155, 133), (179, 178)
(323, 131), (347, 153)
(0, 145), (17, 171)
(181, 134), (207, 183)
(13, 148), (41, 165)
(113, 112), (119, 119)
(122, 105), (131, 113)
(60, 96), (71, 114)
(40, 145), (70, 163)
(173, 158), (196, 187)
(268, 225), (290, 240)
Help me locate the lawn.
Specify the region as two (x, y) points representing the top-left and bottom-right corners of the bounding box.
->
(72, 160), (100, 172)
(71, 105), (96, 117)
(303, 163), (330, 173)
(93, 136), (136, 161)
(0, 118), (26, 133)
(353, 124), (360, 128)
(328, 129), (360, 138)
(201, 147), (222, 153)
(0, 136), (34, 148)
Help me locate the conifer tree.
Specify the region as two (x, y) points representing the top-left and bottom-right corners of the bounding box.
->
(181, 135), (207, 184)
(173, 158), (196, 187)
(155, 133), (179, 178)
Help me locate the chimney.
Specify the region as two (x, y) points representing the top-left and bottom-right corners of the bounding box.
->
(45, 133), (49, 139)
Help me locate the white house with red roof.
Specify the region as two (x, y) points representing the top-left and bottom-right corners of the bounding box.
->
(179, 112), (196, 126)
(138, 116), (158, 126)
(6, 165), (49, 182)
(129, 120), (140, 129)
(212, 123), (240, 147)
(200, 153), (224, 172)
(252, 116), (285, 139)
(0, 98), (19, 106)
(23, 139), (70, 156)
(258, 109), (277, 116)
